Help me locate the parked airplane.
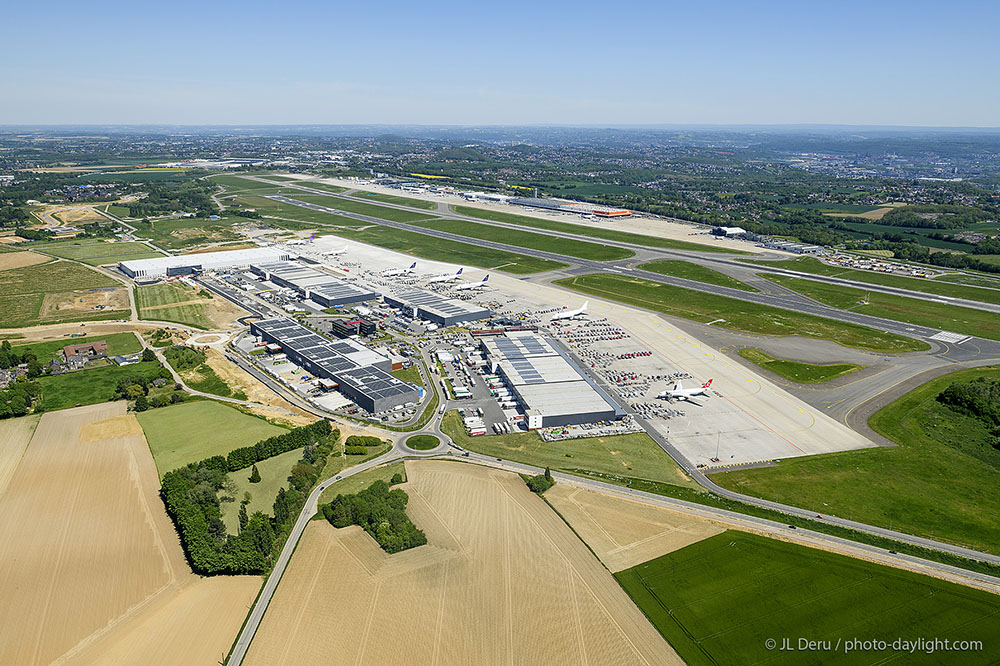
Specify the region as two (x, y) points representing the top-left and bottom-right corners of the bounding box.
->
(427, 267), (464, 284)
(657, 379), (713, 403)
(453, 275), (490, 291)
(383, 261), (417, 277)
(287, 233), (316, 246)
(322, 245), (349, 256)
(550, 300), (588, 321)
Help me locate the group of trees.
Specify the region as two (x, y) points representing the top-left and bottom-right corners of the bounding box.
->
(321, 479), (427, 554)
(225, 419), (333, 472)
(0, 341), (43, 377)
(0, 379), (41, 420)
(161, 420), (340, 575)
(845, 239), (1000, 275)
(524, 467), (554, 494)
(162, 345), (206, 371)
(344, 434), (387, 456)
(126, 182), (214, 218)
(111, 366), (173, 403)
(938, 378), (1000, 445)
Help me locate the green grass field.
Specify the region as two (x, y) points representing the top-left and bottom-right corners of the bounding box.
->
(554, 273), (926, 353)
(323, 225), (566, 274)
(452, 205), (750, 255)
(442, 411), (695, 487)
(13, 332), (141, 362)
(404, 434), (439, 450)
(318, 440), (392, 488)
(231, 194), (369, 228)
(765, 274), (1000, 341)
(219, 446), (303, 534)
(36, 360), (162, 412)
(0, 260), (127, 328)
(318, 460), (405, 504)
(390, 365), (423, 387)
(412, 218), (634, 261)
(130, 217), (242, 250)
(737, 348), (863, 383)
(936, 272), (1000, 289)
(282, 181), (348, 194)
(29, 239), (165, 265)
(136, 401), (288, 476)
(293, 193), (436, 223)
(714, 365), (1000, 554)
(640, 259), (757, 291)
(352, 190), (436, 209)
(136, 282), (215, 329)
(746, 256), (1000, 305)
(616, 531), (1000, 666)
(974, 254), (1000, 266)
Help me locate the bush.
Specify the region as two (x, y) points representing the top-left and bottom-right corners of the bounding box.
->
(345, 435), (386, 448)
(345, 445), (367, 455)
(321, 481), (427, 553)
(163, 345), (206, 371)
(525, 468), (555, 494)
(249, 464), (261, 483)
(390, 473), (403, 485)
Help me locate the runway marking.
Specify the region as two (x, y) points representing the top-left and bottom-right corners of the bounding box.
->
(930, 331), (970, 344)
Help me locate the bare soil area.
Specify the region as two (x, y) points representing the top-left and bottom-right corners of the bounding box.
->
(244, 460), (680, 666)
(39, 287), (130, 319)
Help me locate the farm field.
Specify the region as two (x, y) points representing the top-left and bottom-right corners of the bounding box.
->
(545, 484), (724, 572)
(766, 274), (1000, 341)
(324, 224), (566, 274)
(0, 415), (40, 496)
(0, 403), (259, 665)
(640, 259), (757, 291)
(737, 347), (863, 383)
(442, 411), (695, 488)
(747, 256), (1000, 305)
(12, 331), (141, 362)
(714, 365), (1000, 555)
(294, 193), (436, 223)
(0, 250), (50, 271)
(616, 531), (1000, 666)
(136, 400), (288, 476)
(244, 460), (679, 665)
(29, 239), (166, 265)
(136, 281), (246, 329)
(412, 218), (635, 261)
(130, 217), (242, 250)
(0, 260), (128, 328)
(554, 273), (926, 353)
(452, 205), (750, 254)
(220, 446), (303, 534)
(37, 360), (165, 412)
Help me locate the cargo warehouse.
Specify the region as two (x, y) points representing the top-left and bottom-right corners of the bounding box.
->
(384, 289), (492, 326)
(118, 247), (291, 279)
(250, 317), (418, 412)
(249, 261), (379, 307)
(480, 331), (623, 428)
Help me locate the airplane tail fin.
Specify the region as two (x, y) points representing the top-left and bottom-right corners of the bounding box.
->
(409, 262), (416, 269)
(482, 275), (489, 282)
(457, 268), (463, 275)
(702, 379), (713, 389)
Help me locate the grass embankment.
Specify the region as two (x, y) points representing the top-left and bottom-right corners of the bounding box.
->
(284, 181), (348, 194)
(453, 205), (750, 255)
(136, 282), (215, 329)
(319, 440), (392, 485)
(748, 256), (1000, 305)
(766, 274), (1000, 341)
(714, 366), (1000, 555)
(442, 410), (695, 488)
(737, 348), (863, 384)
(137, 401), (288, 476)
(640, 259), (756, 291)
(13, 332), (140, 362)
(28, 239), (165, 265)
(318, 461), (406, 503)
(412, 218), (634, 261)
(229, 194), (369, 228)
(937, 273), (1000, 289)
(292, 193), (436, 223)
(219, 446), (304, 534)
(404, 434), (439, 450)
(321, 225), (566, 274)
(616, 531), (1000, 666)
(390, 365), (423, 387)
(554, 273), (926, 353)
(0, 260), (127, 328)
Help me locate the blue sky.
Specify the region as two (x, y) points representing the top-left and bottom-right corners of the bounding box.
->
(2, 0), (997, 126)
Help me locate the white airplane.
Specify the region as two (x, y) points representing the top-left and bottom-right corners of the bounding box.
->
(453, 275), (490, 291)
(287, 233), (316, 246)
(322, 245), (349, 256)
(427, 267), (464, 284)
(383, 261), (417, 277)
(550, 300), (589, 321)
(657, 379), (713, 403)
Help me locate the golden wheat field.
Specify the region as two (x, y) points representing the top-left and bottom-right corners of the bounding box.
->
(244, 460), (680, 666)
(0, 403), (259, 665)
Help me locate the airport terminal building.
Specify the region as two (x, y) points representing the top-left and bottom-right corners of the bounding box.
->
(384, 289), (492, 326)
(249, 317), (419, 413)
(119, 247), (291, 279)
(481, 331), (623, 428)
(249, 261), (379, 308)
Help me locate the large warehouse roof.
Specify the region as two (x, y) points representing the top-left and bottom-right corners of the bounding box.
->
(387, 288), (491, 324)
(119, 247), (290, 278)
(250, 261), (378, 305)
(253, 317), (386, 369)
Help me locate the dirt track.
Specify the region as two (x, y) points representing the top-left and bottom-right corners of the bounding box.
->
(244, 460), (680, 666)
(0, 403), (259, 665)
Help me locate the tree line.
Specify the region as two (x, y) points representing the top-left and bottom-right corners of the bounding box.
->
(938, 377), (1000, 444)
(321, 479), (427, 554)
(160, 419), (339, 575)
(226, 420), (333, 472)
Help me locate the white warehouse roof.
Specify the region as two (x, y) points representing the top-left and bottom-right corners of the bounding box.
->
(119, 247), (291, 278)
